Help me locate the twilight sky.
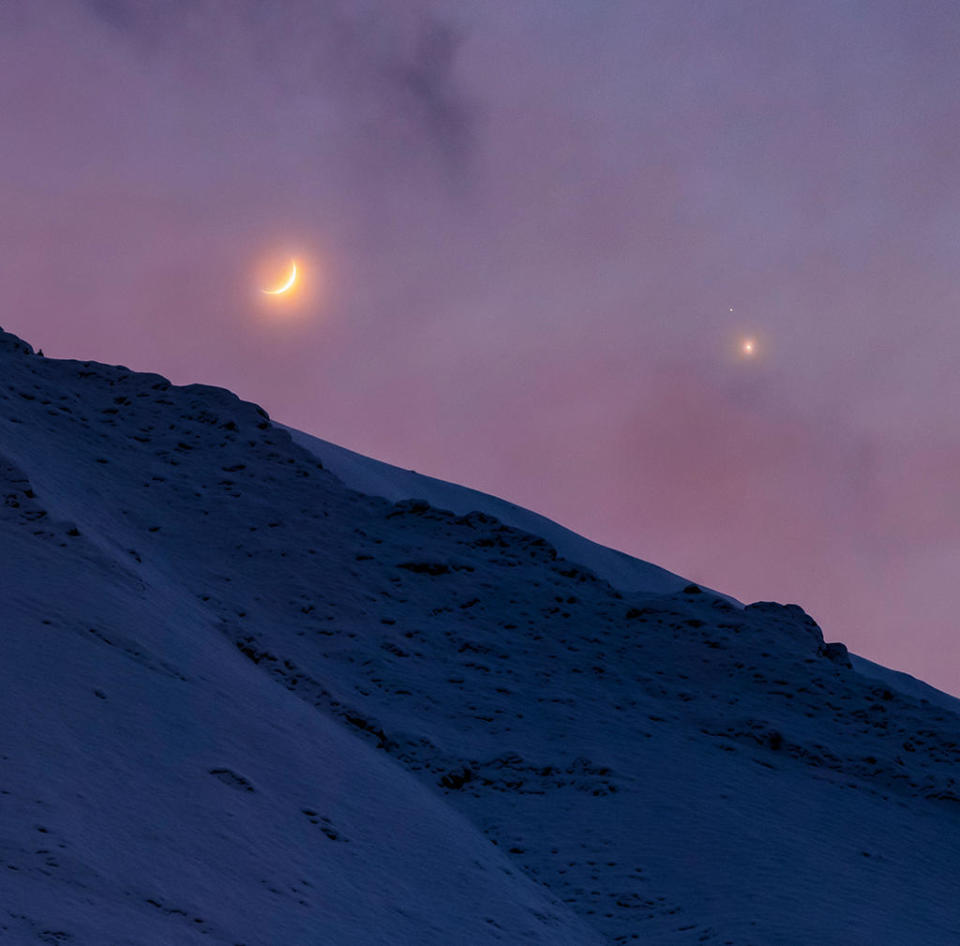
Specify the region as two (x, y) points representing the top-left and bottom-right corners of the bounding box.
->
(3, 1), (960, 694)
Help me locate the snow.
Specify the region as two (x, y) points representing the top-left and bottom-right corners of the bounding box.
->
(280, 425), (732, 600)
(2, 327), (959, 944)
(849, 654), (960, 719)
(282, 425), (952, 714)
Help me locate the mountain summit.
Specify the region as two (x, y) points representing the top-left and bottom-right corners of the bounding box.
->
(1, 328), (958, 944)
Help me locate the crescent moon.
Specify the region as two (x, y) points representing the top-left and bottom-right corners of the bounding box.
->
(262, 261), (297, 295)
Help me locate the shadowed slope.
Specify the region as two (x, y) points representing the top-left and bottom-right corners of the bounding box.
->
(1, 328), (959, 944)
(0, 329), (603, 946)
(280, 424), (725, 599)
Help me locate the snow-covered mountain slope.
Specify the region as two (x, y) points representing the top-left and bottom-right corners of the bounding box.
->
(2, 327), (959, 945)
(280, 425), (719, 599)
(282, 426), (947, 716)
(849, 654), (960, 719)
(275, 424), (739, 604)
(0, 330), (603, 946)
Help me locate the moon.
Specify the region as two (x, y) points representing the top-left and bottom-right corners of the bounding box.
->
(262, 261), (297, 295)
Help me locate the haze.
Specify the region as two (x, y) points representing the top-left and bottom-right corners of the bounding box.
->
(3, 1), (959, 694)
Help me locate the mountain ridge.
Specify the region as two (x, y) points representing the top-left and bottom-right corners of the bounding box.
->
(279, 424), (725, 601)
(2, 327), (958, 944)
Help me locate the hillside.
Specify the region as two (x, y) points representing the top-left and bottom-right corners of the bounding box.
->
(278, 425), (716, 599)
(1, 327), (959, 945)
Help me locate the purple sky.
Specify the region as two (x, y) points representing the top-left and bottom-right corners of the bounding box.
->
(4, 1), (960, 694)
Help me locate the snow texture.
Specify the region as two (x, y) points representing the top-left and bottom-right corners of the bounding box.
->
(280, 424), (726, 600)
(1, 326), (959, 945)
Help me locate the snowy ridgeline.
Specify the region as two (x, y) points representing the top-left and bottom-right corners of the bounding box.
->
(1, 326), (959, 945)
(279, 425), (727, 600)
(280, 427), (960, 719)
